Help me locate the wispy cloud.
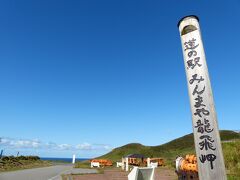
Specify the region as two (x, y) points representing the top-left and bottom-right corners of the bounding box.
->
(1, 138), (42, 149)
(76, 143), (92, 150)
(0, 137), (111, 151)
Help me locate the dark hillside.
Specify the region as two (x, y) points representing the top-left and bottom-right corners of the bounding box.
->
(98, 130), (240, 163)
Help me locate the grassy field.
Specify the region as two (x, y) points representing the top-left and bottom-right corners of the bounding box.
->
(75, 130), (240, 177)
(0, 156), (52, 172)
(223, 141), (240, 177)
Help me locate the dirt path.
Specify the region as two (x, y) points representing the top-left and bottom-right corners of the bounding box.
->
(155, 167), (177, 180)
(0, 165), (97, 180)
(65, 167), (177, 180)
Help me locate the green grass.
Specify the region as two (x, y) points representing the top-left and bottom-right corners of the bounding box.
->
(0, 156), (52, 172)
(223, 141), (240, 177)
(75, 160), (91, 168)
(75, 130), (240, 178)
(227, 175), (240, 180)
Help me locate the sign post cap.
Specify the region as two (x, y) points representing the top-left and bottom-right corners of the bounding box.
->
(177, 15), (199, 28)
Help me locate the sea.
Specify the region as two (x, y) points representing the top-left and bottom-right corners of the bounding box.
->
(40, 157), (89, 163)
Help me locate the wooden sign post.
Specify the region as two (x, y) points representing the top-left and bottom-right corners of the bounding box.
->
(178, 16), (226, 180)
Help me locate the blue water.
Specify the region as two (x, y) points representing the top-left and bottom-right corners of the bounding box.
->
(41, 157), (89, 163)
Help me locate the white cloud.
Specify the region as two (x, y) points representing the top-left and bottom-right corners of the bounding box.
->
(57, 144), (72, 150)
(0, 137), (111, 152)
(45, 142), (58, 149)
(103, 145), (112, 150)
(0, 138), (42, 149)
(76, 143), (92, 150)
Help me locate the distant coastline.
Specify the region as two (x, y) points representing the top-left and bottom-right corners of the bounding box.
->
(40, 157), (89, 163)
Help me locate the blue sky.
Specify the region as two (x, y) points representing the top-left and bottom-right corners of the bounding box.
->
(0, 0), (239, 158)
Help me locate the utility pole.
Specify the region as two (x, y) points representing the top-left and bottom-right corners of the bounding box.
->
(178, 15), (226, 180)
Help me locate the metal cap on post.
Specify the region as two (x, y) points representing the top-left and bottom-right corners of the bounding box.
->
(178, 16), (200, 36)
(178, 16), (227, 180)
(177, 15), (199, 28)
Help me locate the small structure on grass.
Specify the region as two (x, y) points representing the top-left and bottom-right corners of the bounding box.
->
(144, 158), (164, 167)
(116, 161), (123, 167)
(122, 154), (145, 171)
(121, 154), (164, 172)
(90, 159), (112, 168)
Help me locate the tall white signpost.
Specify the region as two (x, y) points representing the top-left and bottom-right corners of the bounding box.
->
(178, 16), (226, 180)
(122, 157), (125, 170)
(72, 154), (76, 164)
(126, 157), (129, 171)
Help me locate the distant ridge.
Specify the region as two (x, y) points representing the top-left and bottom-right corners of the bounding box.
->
(97, 130), (240, 162)
(233, 130), (240, 133)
